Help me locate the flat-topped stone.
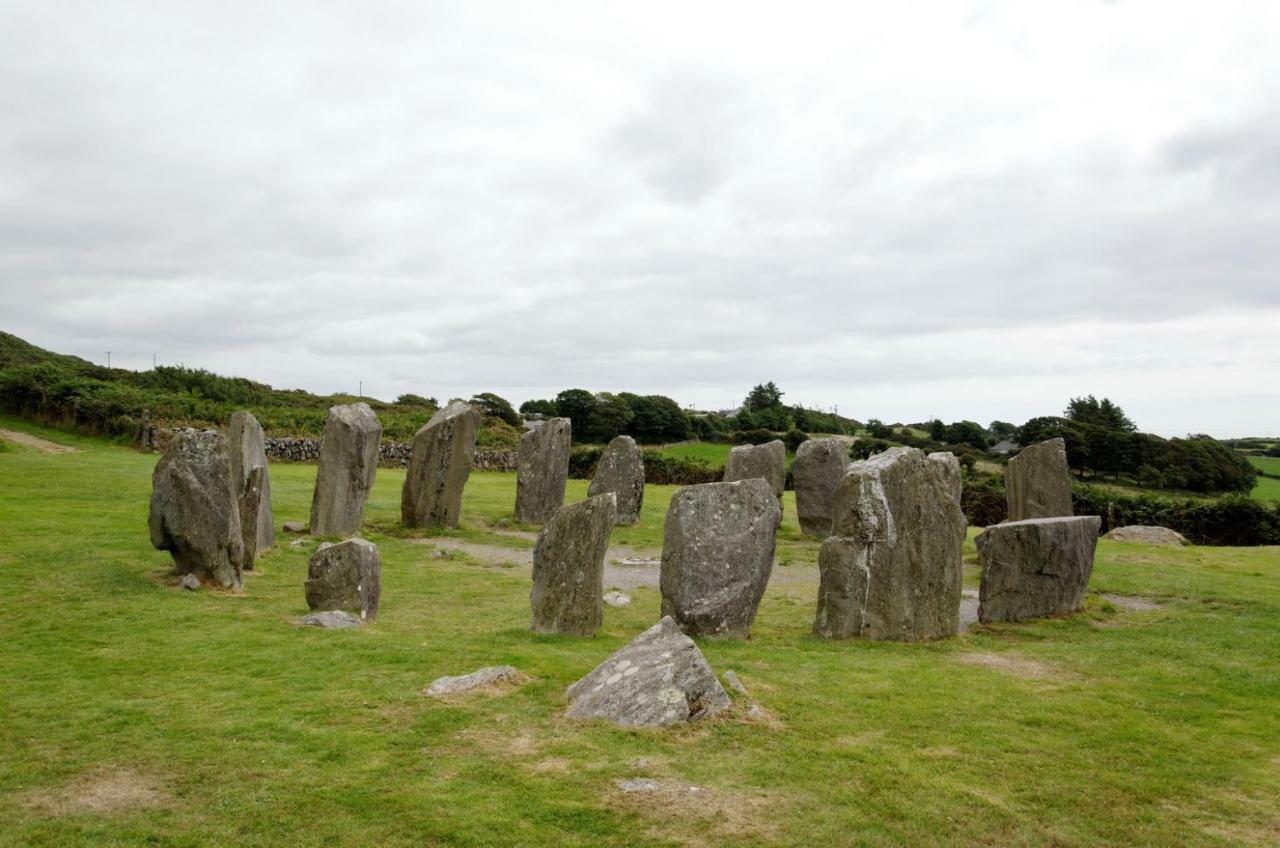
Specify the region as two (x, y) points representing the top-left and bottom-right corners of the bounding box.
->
(310, 403), (382, 535)
(722, 440), (786, 504)
(814, 446), (966, 641)
(515, 418), (571, 523)
(1005, 437), (1073, 521)
(977, 516), (1101, 623)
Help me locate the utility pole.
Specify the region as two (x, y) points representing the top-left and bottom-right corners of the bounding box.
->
(106, 351), (111, 368)
(358, 380), (363, 398)
(153, 353), (157, 369)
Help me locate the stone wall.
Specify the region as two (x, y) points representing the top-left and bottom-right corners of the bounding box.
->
(137, 426), (516, 471)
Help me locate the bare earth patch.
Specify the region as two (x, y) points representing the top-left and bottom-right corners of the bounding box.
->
(0, 428), (80, 454)
(954, 652), (1061, 681)
(22, 767), (167, 816)
(606, 778), (781, 844)
(1101, 593), (1161, 612)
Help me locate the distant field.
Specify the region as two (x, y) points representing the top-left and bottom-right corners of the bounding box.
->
(654, 441), (734, 465)
(1246, 455), (1280, 476)
(1252, 475), (1280, 502)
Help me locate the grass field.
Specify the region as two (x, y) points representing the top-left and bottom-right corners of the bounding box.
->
(2, 415), (1280, 846)
(1245, 456), (1280, 502)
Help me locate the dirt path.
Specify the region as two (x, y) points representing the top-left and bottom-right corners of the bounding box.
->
(0, 428), (80, 454)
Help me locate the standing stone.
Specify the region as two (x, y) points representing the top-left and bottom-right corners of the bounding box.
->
(722, 440), (786, 505)
(228, 411), (274, 559)
(566, 616), (732, 726)
(237, 465), (266, 568)
(304, 538), (381, 620)
(1005, 437), (1073, 521)
(309, 403), (382, 536)
(530, 493), (617, 636)
(401, 400), (482, 529)
(659, 478), (781, 639)
(792, 438), (847, 536)
(814, 446), (966, 641)
(976, 516), (1101, 623)
(928, 451), (963, 504)
(148, 429), (245, 589)
(515, 417), (571, 523)
(587, 435), (645, 525)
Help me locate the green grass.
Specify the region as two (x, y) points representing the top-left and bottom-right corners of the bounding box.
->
(2, 415), (1280, 846)
(654, 441), (801, 468)
(1244, 457), (1280, 502)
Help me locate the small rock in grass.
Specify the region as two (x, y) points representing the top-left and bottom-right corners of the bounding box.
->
(604, 591), (631, 608)
(423, 665), (521, 698)
(298, 610), (363, 629)
(290, 539), (304, 547)
(180, 573), (201, 591)
(617, 778), (662, 793)
(282, 521), (306, 533)
(723, 670), (749, 696)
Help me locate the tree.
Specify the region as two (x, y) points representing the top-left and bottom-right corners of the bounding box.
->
(1065, 395), (1136, 432)
(944, 420), (989, 450)
(988, 420), (1018, 441)
(927, 419), (947, 442)
(865, 418), (893, 439)
(395, 393), (437, 408)
(553, 388), (596, 439)
(518, 398), (557, 416)
(469, 392), (520, 427)
(744, 381), (784, 412)
(584, 392), (634, 443)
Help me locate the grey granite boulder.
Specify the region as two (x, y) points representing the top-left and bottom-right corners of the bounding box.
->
(659, 478), (781, 639)
(1103, 525), (1188, 546)
(566, 616), (731, 726)
(530, 493), (617, 636)
(423, 665), (521, 698)
(723, 440), (786, 505)
(309, 403), (382, 535)
(148, 429), (245, 589)
(228, 411), (274, 559)
(976, 516), (1101, 623)
(587, 435), (645, 525)
(515, 417), (571, 523)
(792, 438), (847, 536)
(814, 446), (967, 641)
(1005, 437), (1073, 521)
(928, 451), (963, 504)
(401, 400), (482, 529)
(304, 538), (381, 621)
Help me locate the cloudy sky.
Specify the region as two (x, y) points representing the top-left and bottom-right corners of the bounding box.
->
(2, 1), (1277, 436)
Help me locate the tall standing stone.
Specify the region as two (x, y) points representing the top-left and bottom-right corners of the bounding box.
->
(401, 400), (482, 529)
(530, 493), (617, 636)
(976, 516), (1101, 623)
(229, 410), (274, 563)
(659, 478), (781, 639)
(515, 417), (571, 524)
(1005, 437), (1073, 521)
(792, 438), (847, 536)
(304, 538), (381, 620)
(723, 440), (786, 506)
(237, 465), (266, 568)
(587, 435), (645, 525)
(148, 429), (245, 589)
(309, 403), (382, 536)
(814, 446), (966, 641)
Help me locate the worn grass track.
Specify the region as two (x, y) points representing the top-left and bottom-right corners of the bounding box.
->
(1, 414), (1278, 846)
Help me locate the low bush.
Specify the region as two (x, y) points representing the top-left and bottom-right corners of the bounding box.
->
(1072, 486), (1280, 546)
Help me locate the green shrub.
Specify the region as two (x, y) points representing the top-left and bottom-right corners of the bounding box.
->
(783, 428), (809, 452)
(1072, 486), (1280, 546)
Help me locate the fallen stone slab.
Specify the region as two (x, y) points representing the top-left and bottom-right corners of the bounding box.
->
(401, 399), (482, 529)
(297, 610), (363, 629)
(588, 435), (646, 525)
(566, 616), (732, 727)
(660, 478), (781, 639)
(304, 538), (381, 621)
(422, 665), (522, 698)
(814, 446), (966, 641)
(530, 493), (616, 636)
(977, 516), (1101, 623)
(148, 429), (245, 589)
(1005, 437), (1073, 521)
(1102, 525), (1189, 546)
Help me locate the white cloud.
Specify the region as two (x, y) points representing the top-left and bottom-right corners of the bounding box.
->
(1, 0), (1278, 436)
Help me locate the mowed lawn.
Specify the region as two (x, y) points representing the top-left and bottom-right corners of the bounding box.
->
(2, 418), (1280, 846)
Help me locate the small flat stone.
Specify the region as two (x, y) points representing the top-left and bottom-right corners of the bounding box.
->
(423, 665), (521, 698)
(298, 610), (363, 629)
(180, 573), (201, 591)
(604, 591), (632, 608)
(282, 521), (306, 533)
(617, 778), (662, 793)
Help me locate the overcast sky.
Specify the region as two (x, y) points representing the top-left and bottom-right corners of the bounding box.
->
(2, 1), (1277, 436)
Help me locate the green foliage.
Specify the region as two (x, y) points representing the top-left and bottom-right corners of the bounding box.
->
(469, 392), (521, 427)
(988, 420), (1018, 441)
(960, 474), (1007, 527)
(1073, 486), (1280, 546)
(783, 428), (809, 452)
(1018, 416), (1255, 494)
(518, 398), (557, 416)
(1065, 395), (1137, 432)
(395, 393), (438, 408)
(744, 380), (784, 411)
(865, 418), (894, 439)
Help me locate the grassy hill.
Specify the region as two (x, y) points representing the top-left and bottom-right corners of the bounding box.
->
(1, 417), (1279, 845)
